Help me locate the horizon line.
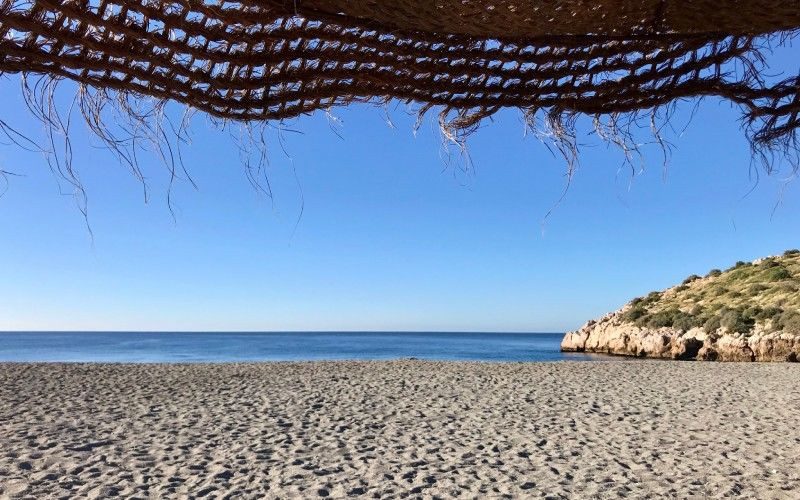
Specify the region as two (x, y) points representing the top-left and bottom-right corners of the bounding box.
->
(0, 330), (565, 334)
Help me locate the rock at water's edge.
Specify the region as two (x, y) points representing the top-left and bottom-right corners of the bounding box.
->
(561, 312), (799, 362)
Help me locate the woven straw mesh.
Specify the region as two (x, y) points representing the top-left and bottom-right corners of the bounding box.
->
(306, 1), (800, 37)
(0, 0), (798, 153)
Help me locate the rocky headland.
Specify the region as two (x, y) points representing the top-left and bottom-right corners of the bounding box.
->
(562, 250), (800, 361)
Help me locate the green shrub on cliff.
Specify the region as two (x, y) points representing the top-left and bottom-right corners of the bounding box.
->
(760, 258), (780, 268)
(728, 261), (750, 271)
(672, 312), (699, 331)
(621, 305), (648, 323)
(755, 307), (782, 322)
(766, 267), (791, 281)
(646, 309), (681, 328)
(720, 309), (755, 333)
(703, 316), (721, 333)
(777, 311), (800, 333)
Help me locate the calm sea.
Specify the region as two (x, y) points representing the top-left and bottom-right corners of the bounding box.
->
(0, 332), (605, 363)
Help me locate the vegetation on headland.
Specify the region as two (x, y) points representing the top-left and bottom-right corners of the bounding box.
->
(620, 250), (800, 335)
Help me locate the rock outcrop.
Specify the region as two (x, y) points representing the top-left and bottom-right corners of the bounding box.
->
(561, 309), (800, 362)
(563, 251), (800, 361)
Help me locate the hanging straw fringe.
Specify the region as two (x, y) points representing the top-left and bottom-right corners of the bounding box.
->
(0, 1), (798, 177)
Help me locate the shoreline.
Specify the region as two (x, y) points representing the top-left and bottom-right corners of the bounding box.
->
(2, 361), (797, 498)
(0, 356), (614, 365)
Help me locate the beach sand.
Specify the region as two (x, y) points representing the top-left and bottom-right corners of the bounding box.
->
(0, 361), (798, 499)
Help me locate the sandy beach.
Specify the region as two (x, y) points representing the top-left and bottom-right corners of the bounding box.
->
(0, 361), (798, 499)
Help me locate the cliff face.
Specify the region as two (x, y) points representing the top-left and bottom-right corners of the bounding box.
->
(561, 312), (800, 362)
(562, 251), (800, 362)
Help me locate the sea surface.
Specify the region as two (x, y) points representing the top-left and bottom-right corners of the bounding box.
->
(0, 331), (606, 363)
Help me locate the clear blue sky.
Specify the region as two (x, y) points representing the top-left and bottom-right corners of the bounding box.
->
(0, 59), (798, 332)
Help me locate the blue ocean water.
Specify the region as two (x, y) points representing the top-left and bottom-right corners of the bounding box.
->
(0, 331), (605, 363)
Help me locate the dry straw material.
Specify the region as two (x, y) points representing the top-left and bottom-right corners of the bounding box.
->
(0, 0), (799, 166)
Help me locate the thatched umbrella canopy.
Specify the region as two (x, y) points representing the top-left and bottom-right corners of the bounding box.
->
(0, 1), (798, 174)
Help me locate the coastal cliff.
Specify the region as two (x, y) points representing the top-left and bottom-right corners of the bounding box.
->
(562, 250), (800, 361)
